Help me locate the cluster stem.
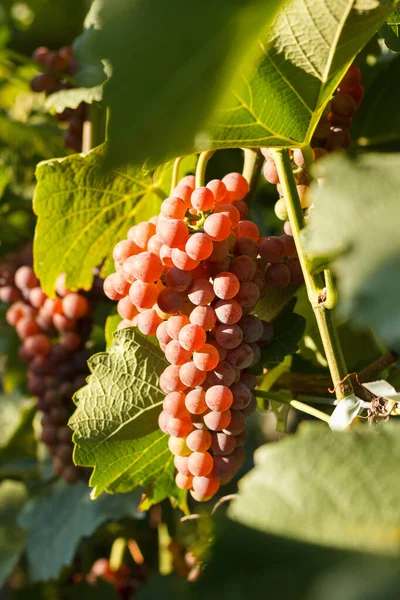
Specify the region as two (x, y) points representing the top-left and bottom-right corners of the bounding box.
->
(270, 149), (352, 401)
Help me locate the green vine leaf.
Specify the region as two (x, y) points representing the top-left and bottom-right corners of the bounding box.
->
(0, 112), (64, 160)
(45, 86), (103, 113)
(70, 328), (184, 507)
(18, 480), (143, 582)
(0, 394), (36, 463)
(33, 144), (166, 297)
(229, 423), (400, 555)
(302, 152), (400, 350)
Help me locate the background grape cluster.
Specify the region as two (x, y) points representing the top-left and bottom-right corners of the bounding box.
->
(264, 64), (364, 227)
(0, 247), (103, 483)
(104, 171), (303, 502)
(30, 45), (87, 152)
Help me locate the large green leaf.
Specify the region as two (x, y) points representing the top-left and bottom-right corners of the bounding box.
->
(19, 480), (143, 582)
(302, 152), (400, 350)
(44, 86), (103, 113)
(70, 328), (183, 506)
(229, 423), (400, 555)
(78, 0), (284, 166)
(0, 480), (27, 587)
(0, 113), (64, 160)
(33, 145), (166, 297)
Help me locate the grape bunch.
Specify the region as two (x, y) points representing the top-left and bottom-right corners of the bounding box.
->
(30, 45), (87, 152)
(0, 248), (102, 483)
(264, 64), (364, 225)
(311, 64), (364, 152)
(104, 171), (303, 502)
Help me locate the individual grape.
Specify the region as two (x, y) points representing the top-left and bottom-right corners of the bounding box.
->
(174, 455), (190, 475)
(52, 313), (76, 332)
(259, 236), (285, 263)
(234, 220), (259, 241)
(193, 344), (219, 372)
(227, 343), (254, 369)
(0, 286), (20, 303)
(258, 321), (274, 345)
(213, 203), (240, 228)
(175, 473), (193, 490)
(232, 200), (249, 220)
(338, 64), (361, 92)
(157, 218), (189, 248)
(213, 272), (240, 300)
(147, 234), (163, 256)
(207, 339), (228, 361)
(205, 385), (233, 411)
(190, 187), (215, 211)
(213, 455), (239, 483)
(263, 156), (280, 184)
(208, 240), (230, 263)
(168, 436), (190, 456)
(167, 416), (193, 437)
(126, 252), (163, 283)
(113, 240), (140, 269)
(230, 255), (257, 282)
(185, 388), (207, 414)
(29, 287), (47, 308)
(161, 196), (187, 219)
(283, 221), (293, 236)
(206, 361), (236, 387)
(62, 293), (90, 319)
(166, 314), (190, 340)
(230, 382), (252, 410)
(157, 288), (184, 314)
(265, 263), (291, 288)
(156, 322), (172, 348)
(214, 299), (242, 325)
(235, 282), (260, 308)
(170, 248), (199, 271)
(191, 261), (212, 280)
(249, 343), (261, 367)
(330, 113), (352, 128)
(189, 305), (216, 330)
(203, 409), (231, 431)
(172, 184), (193, 206)
(274, 197), (288, 221)
(326, 127), (351, 151)
(223, 409), (245, 435)
(130, 221), (157, 249)
(206, 179), (228, 204)
(238, 314), (263, 343)
(61, 331), (82, 351)
(313, 115), (331, 138)
(203, 213), (232, 242)
(331, 91), (357, 118)
(160, 365), (187, 394)
(178, 174), (196, 189)
(165, 340), (192, 365)
(16, 317), (41, 339)
(165, 267), (192, 292)
(232, 446), (246, 468)
(186, 429), (212, 452)
(186, 279), (214, 306)
(191, 474), (220, 500)
(188, 451), (213, 476)
(14, 266), (39, 290)
(160, 244), (174, 267)
(233, 236), (258, 260)
(23, 334), (52, 356)
(209, 256), (231, 276)
(30, 72), (58, 93)
(222, 173), (249, 201)
(103, 274), (124, 300)
(6, 304), (24, 326)
(215, 324), (243, 349)
(179, 324), (206, 351)
(346, 83), (364, 107)
(186, 233), (213, 261)
(129, 280), (159, 309)
(137, 308), (163, 335)
(179, 361), (207, 388)
(211, 432), (236, 455)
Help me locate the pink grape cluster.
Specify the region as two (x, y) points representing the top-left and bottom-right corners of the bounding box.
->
(104, 172), (303, 501)
(0, 247), (103, 483)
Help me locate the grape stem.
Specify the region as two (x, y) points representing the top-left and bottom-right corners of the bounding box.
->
(255, 390), (331, 423)
(195, 151), (215, 188)
(270, 148), (352, 401)
(171, 157), (183, 193)
(242, 148), (264, 207)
